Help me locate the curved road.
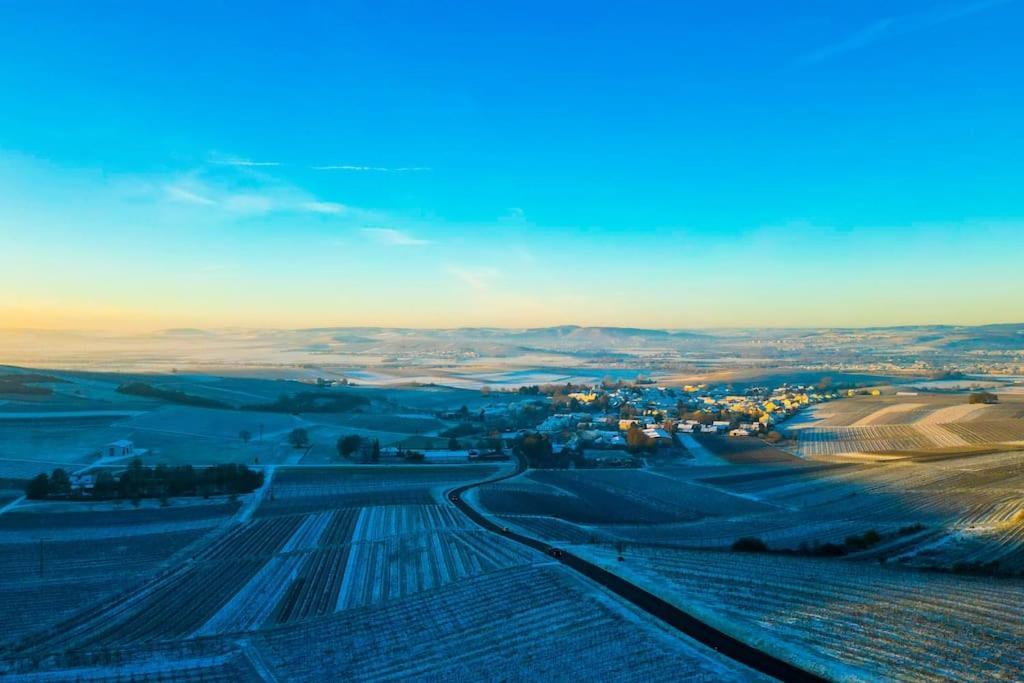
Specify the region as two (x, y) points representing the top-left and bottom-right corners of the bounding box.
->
(447, 458), (826, 683)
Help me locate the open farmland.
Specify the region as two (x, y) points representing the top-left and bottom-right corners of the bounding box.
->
(4, 369), (1024, 679)
(577, 546), (1024, 682)
(0, 458), (766, 681)
(480, 468), (773, 523)
(787, 393), (1024, 457)
(252, 564), (761, 681)
(0, 370), (496, 475)
(0, 500), (234, 643)
(687, 435), (803, 465)
(3, 465), (519, 655)
(0, 416), (126, 479)
(255, 465), (500, 516)
(472, 418), (1024, 577)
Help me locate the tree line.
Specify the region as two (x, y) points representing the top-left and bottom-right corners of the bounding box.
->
(26, 459), (263, 502)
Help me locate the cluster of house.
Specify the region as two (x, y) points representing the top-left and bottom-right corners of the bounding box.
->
(494, 382), (839, 461)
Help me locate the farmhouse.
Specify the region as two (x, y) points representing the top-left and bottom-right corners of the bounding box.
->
(105, 439), (135, 458)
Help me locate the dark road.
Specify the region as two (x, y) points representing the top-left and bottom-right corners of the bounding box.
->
(447, 458), (827, 683)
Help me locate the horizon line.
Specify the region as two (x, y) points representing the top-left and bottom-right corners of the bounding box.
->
(1, 321), (1022, 335)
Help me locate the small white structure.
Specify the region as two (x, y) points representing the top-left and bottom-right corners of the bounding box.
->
(643, 427), (673, 445)
(71, 474), (96, 496)
(105, 439), (135, 458)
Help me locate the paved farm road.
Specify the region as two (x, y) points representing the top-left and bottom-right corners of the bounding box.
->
(447, 457), (826, 683)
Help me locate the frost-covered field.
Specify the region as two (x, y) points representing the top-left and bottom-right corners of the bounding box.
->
(1, 460), (764, 681)
(4, 466), (514, 653)
(0, 501), (233, 643)
(255, 465), (500, 516)
(786, 395), (1024, 456)
(796, 422), (1024, 456)
(0, 417), (124, 478)
(253, 564), (762, 682)
(4, 375), (1024, 679)
(479, 468), (770, 526)
(474, 436), (1024, 577)
(577, 546), (1024, 682)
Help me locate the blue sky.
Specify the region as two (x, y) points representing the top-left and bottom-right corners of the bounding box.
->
(1, 0), (1022, 329)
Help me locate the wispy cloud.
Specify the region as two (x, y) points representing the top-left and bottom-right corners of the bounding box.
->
(362, 227), (430, 246)
(165, 184), (216, 206)
(209, 156), (281, 167)
(165, 179), (275, 214)
(795, 0), (1010, 66)
(222, 193), (274, 214)
(301, 201), (347, 215)
(313, 165), (431, 172)
(163, 173), (346, 216)
(447, 265), (500, 290)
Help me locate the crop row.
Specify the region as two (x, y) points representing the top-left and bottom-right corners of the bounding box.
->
(0, 578), (122, 646)
(269, 465), (497, 491)
(582, 546), (1024, 681)
(940, 419), (1024, 444)
(0, 529), (205, 582)
(534, 469), (770, 518)
(478, 484), (692, 525)
(20, 556), (267, 653)
(274, 546), (350, 624)
(194, 555), (306, 635)
(0, 504), (231, 532)
(2, 651), (257, 683)
(280, 511), (334, 553)
(335, 530), (534, 611)
(253, 564), (743, 682)
(255, 488), (434, 517)
(797, 425), (936, 455)
(352, 504), (467, 542)
(197, 515), (302, 561)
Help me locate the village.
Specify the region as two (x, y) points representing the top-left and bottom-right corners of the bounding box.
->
(403, 380), (845, 467)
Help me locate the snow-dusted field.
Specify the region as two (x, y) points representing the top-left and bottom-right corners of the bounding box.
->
(1, 460), (766, 681)
(576, 545), (1024, 682)
(0, 501), (234, 644)
(254, 564), (764, 682)
(4, 380), (1024, 680)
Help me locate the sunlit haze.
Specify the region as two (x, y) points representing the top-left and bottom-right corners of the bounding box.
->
(2, 1), (1023, 330)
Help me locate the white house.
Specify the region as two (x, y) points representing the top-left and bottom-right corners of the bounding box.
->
(105, 439), (134, 458)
